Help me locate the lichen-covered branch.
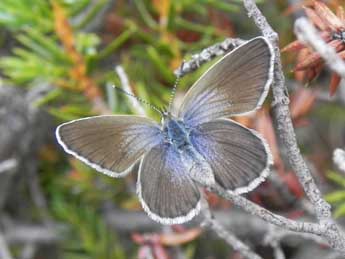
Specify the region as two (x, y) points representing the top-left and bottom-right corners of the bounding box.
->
(174, 38), (245, 77)
(242, 0), (345, 252)
(209, 184), (323, 235)
(244, 0), (331, 221)
(294, 18), (345, 78)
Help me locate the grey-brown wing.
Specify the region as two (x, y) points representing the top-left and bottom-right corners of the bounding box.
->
(190, 119), (272, 194)
(178, 37), (274, 127)
(137, 143), (201, 224)
(56, 115), (163, 177)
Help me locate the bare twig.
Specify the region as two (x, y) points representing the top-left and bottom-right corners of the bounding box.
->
(174, 38), (245, 77)
(115, 65), (146, 116)
(0, 232), (13, 259)
(4, 224), (61, 244)
(20, 243), (36, 259)
(209, 184), (323, 235)
(242, 0), (345, 252)
(26, 161), (52, 224)
(294, 18), (345, 77)
(201, 201), (263, 259)
(264, 226), (327, 247)
(272, 245), (285, 259)
(333, 148), (345, 173)
(0, 159), (17, 174)
(266, 230), (286, 259)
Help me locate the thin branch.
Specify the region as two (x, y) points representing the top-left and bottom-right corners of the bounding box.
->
(294, 18), (345, 77)
(242, 0), (345, 252)
(270, 241), (285, 259)
(4, 224), (61, 244)
(201, 201), (263, 259)
(174, 38), (245, 77)
(264, 226), (327, 247)
(209, 184), (323, 235)
(20, 243), (36, 259)
(115, 65), (147, 116)
(26, 160), (52, 224)
(0, 232), (13, 259)
(333, 148), (345, 173)
(0, 159), (17, 174)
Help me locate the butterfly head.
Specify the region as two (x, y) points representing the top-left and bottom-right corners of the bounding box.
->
(161, 108), (171, 125)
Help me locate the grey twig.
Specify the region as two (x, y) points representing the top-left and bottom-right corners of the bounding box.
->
(115, 65), (146, 116)
(265, 229), (286, 259)
(294, 18), (345, 77)
(20, 243), (36, 259)
(4, 224), (61, 244)
(333, 148), (345, 173)
(0, 232), (13, 259)
(242, 0), (345, 252)
(174, 38), (245, 77)
(264, 226), (327, 247)
(200, 201), (263, 259)
(210, 184), (323, 235)
(26, 161), (52, 224)
(0, 159), (17, 174)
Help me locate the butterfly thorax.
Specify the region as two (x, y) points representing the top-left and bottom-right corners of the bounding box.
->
(163, 116), (191, 150)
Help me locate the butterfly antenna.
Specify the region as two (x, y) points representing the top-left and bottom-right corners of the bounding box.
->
(112, 85), (163, 116)
(168, 61), (185, 111)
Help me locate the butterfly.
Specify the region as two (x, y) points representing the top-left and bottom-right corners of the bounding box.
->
(56, 36), (275, 224)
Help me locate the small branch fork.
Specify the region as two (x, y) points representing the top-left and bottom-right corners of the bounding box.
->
(200, 199), (263, 259)
(174, 0), (345, 256)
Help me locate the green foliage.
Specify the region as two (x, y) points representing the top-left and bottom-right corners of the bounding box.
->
(0, 28), (70, 84)
(325, 171), (345, 218)
(0, 0), (240, 120)
(0, 0), (53, 31)
(51, 194), (127, 259)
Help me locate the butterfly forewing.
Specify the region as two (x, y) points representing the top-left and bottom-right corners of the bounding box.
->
(56, 115), (163, 177)
(178, 37), (274, 126)
(189, 119), (272, 194)
(137, 143), (201, 224)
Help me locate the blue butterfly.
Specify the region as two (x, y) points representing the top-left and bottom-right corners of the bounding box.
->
(56, 37), (275, 224)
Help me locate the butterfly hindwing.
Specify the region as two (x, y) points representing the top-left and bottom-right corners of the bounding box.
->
(56, 115), (163, 177)
(137, 143), (201, 224)
(189, 119), (272, 194)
